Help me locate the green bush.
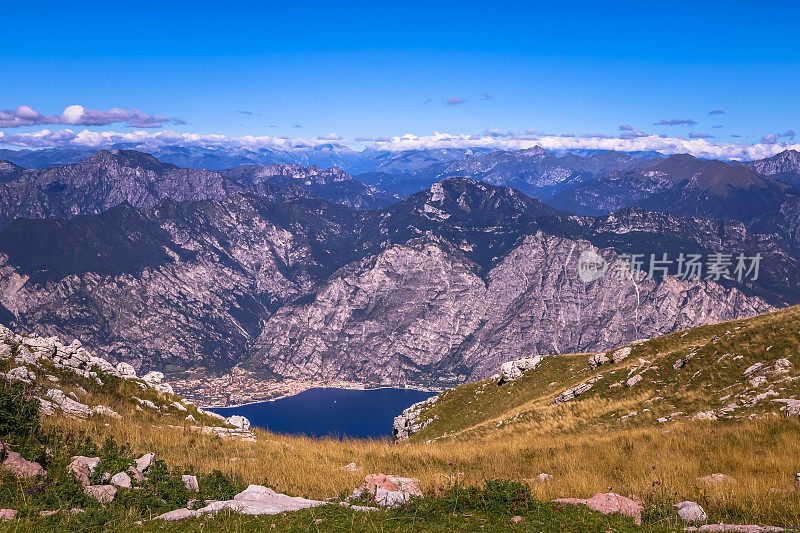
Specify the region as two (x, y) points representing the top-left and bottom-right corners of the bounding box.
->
(0, 382), (40, 443)
(199, 469), (242, 501)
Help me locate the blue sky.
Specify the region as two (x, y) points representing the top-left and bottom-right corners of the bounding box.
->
(1, 0), (798, 157)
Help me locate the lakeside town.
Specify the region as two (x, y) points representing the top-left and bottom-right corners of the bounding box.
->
(165, 366), (442, 407)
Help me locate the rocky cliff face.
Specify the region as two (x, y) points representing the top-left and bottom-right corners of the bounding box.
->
(743, 149), (800, 189)
(0, 177), (793, 384)
(249, 231), (771, 384)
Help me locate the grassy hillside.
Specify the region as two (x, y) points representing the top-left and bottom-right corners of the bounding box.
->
(0, 306), (799, 530)
(408, 304), (800, 441)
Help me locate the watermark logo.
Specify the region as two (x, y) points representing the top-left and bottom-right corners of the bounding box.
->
(577, 250), (608, 282)
(576, 250), (762, 283)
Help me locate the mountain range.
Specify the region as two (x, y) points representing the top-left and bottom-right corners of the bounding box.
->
(1, 147), (799, 386)
(0, 149), (394, 229)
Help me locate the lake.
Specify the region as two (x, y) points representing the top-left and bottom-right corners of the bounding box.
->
(207, 387), (437, 439)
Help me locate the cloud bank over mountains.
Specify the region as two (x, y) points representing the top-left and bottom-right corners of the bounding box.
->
(1, 127), (799, 161)
(0, 105), (797, 161)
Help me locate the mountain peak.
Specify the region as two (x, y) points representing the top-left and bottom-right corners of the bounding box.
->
(83, 149), (176, 172)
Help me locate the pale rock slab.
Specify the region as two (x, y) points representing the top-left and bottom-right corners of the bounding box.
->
(182, 475), (199, 492)
(136, 453), (156, 473)
(84, 485), (117, 504)
(553, 492), (643, 525)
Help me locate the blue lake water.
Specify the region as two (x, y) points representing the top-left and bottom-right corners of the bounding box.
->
(207, 387), (437, 439)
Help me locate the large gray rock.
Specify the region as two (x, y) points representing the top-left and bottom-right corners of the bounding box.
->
(67, 456), (100, 486)
(116, 362), (137, 378)
(197, 484), (325, 515)
(499, 356), (544, 383)
(182, 475), (199, 492)
(136, 453), (156, 473)
(226, 415), (251, 431)
(1, 450), (46, 478)
(110, 472), (132, 489)
(349, 474), (423, 508)
(675, 501), (708, 522)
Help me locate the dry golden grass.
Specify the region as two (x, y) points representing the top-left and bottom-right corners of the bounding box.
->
(42, 411), (800, 525)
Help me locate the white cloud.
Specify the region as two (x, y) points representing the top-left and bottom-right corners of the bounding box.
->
(0, 105), (183, 128)
(1, 127), (798, 161)
(316, 133), (343, 141)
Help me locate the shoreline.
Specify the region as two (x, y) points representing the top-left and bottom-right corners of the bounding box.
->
(197, 383), (445, 410)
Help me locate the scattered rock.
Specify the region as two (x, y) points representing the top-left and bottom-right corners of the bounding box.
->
(185, 414), (196, 422)
(141, 371), (164, 385)
(182, 474), (199, 492)
(0, 509), (16, 521)
(499, 356), (544, 383)
(226, 415), (251, 431)
(771, 399), (800, 417)
(675, 501), (707, 522)
(110, 472), (132, 489)
(67, 457), (99, 485)
(70, 455), (100, 475)
(553, 493), (643, 525)
(554, 375), (603, 404)
(511, 515), (523, 523)
(91, 405), (121, 419)
(537, 473), (553, 482)
(136, 453), (156, 473)
(45, 389), (91, 418)
(674, 352), (696, 370)
(393, 396), (439, 441)
(350, 473), (422, 508)
(693, 411), (718, 421)
(84, 485), (117, 504)
(588, 352), (609, 370)
(626, 374), (643, 387)
(1, 449), (46, 478)
(156, 508), (200, 521)
(6, 366), (35, 384)
(116, 362), (137, 379)
(131, 397), (158, 410)
(171, 401), (187, 412)
(128, 466), (146, 483)
(342, 463), (361, 472)
(611, 346), (632, 363)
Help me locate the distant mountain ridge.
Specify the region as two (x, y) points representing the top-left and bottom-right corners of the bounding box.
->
(549, 153), (799, 233)
(0, 149), (394, 228)
(356, 146), (662, 198)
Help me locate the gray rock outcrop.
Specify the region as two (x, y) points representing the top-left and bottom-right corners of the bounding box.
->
(676, 501), (708, 522)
